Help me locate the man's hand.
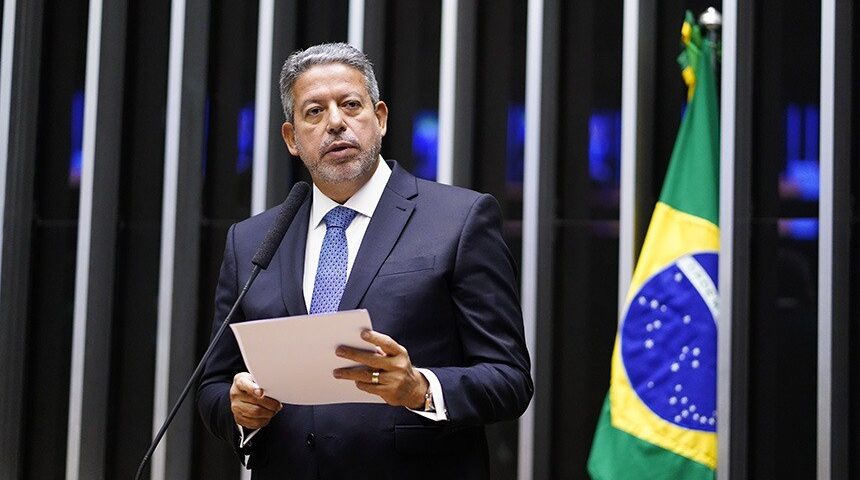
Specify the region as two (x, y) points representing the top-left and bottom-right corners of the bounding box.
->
(230, 372), (282, 429)
(332, 330), (429, 409)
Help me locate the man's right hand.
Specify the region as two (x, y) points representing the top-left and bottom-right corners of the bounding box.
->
(230, 372), (282, 429)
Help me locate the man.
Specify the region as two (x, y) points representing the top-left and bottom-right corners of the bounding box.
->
(197, 42), (532, 479)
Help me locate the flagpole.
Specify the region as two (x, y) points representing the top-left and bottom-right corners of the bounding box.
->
(699, 7), (722, 71)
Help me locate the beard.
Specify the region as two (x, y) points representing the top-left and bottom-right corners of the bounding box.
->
(297, 130), (382, 184)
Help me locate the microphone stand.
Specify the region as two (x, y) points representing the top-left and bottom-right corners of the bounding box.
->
(133, 266), (262, 480)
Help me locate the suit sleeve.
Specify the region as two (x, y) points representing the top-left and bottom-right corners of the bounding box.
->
(196, 224), (260, 459)
(429, 194), (534, 424)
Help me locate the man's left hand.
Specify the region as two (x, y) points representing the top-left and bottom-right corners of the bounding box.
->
(333, 330), (428, 409)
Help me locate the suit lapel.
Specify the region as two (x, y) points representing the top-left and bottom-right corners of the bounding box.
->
(338, 162), (417, 311)
(279, 196), (311, 316)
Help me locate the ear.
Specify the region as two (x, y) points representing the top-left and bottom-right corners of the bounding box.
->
(282, 122), (299, 156)
(374, 101), (388, 137)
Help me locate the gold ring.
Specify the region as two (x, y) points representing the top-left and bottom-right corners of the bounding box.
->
(371, 371), (380, 384)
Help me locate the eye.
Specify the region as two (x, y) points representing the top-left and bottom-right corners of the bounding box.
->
(343, 100), (361, 110)
(305, 106), (323, 118)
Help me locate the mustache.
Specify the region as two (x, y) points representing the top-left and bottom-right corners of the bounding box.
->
(319, 135), (360, 156)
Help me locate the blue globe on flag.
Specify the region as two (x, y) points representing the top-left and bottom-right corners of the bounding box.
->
(620, 252), (718, 432)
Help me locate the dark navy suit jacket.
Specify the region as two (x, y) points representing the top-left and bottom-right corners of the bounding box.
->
(197, 161), (533, 479)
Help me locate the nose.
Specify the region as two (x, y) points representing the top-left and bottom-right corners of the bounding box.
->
(326, 104), (346, 134)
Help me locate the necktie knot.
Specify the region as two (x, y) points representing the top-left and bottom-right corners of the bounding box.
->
(323, 206), (358, 230)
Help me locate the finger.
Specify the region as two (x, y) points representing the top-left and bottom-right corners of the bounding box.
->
(335, 345), (388, 369)
(332, 366), (369, 381)
(360, 330), (404, 357)
(234, 373), (263, 397)
(237, 391), (281, 412)
(333, 366), (380, 384)
(250, 395), (282, 412)
(237, 400), (279, 419)
(354, 380), (386, 398)
(240, 405), (276, 420)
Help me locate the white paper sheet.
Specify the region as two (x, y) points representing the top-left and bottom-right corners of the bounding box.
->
(229, 309), (384, 405)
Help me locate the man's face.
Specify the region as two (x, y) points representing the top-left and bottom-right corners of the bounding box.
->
(282, 63), (388, 186)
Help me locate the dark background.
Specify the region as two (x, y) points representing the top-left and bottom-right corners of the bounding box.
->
(3, 0), (854, 479)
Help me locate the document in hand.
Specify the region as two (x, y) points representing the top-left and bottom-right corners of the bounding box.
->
(229, 309), (385, 405)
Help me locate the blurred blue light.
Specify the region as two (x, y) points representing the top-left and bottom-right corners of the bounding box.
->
(506, 104), (526, 186)
(784, 158), (820, 201)
(588, 109), (622, 185)
(237, 103), (254, 174)
(782, 103), (819, 201)
(785, 104), (801, 166)
(780, 218), (819, 241)
(412, 110), (438, 181)
(804, 105), (819, 163)
(69, 90), (85, 187)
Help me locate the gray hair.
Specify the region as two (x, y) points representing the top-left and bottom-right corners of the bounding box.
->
(279, 42), (380, 123)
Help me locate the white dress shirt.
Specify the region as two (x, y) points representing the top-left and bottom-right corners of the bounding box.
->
(240, 158), (447, 449)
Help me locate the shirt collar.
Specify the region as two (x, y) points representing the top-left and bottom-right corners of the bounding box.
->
(309, 157), (392, 229)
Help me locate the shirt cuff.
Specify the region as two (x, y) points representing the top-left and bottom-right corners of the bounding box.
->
(237, 423), (260, 448)
(408, 368), (448, 421)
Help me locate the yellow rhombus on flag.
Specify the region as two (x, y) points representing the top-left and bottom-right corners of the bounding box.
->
(587, 11), (720, 480)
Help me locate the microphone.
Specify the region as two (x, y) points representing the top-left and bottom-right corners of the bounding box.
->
(253, 181), (310, 269)
(134, 181), (311, 480)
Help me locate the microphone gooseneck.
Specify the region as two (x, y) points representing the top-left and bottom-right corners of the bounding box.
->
(134, 182), (310, 480)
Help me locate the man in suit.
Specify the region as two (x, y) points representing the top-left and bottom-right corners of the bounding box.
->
(197, 42), (532, 479)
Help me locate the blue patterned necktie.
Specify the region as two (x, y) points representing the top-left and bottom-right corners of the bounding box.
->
(309, 206), (359, 314)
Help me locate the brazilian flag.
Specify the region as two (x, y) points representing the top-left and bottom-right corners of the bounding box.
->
(587, 12), (719, 480)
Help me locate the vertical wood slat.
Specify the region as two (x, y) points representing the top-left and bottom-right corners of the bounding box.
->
(451, 1), (476, 188)
(716, 1), (738, 476)
(618, 0), (639, 315)
(0, 0), (15, 288)
(152, 0), (209, 478)
(519, 0), (544, 477)
(66, 0), (128, 477)
(817, 0), (852, 478)
(252, 0), (275, 216)
(435, 0), (476, 188)
(520, 0), (559, 479)
(816, 2), (834, 478)
(348, 0), (365, 50)
(718, 1), (753, 478)
(361, 0), (386, 93)
(0, 0), (44, 477)
(436, 0), (457, 185)
(266, 0), (300, 208)
(618, 0), (656, 312)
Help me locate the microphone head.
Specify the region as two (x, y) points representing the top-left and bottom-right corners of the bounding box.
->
(252, 181), (311, 269)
